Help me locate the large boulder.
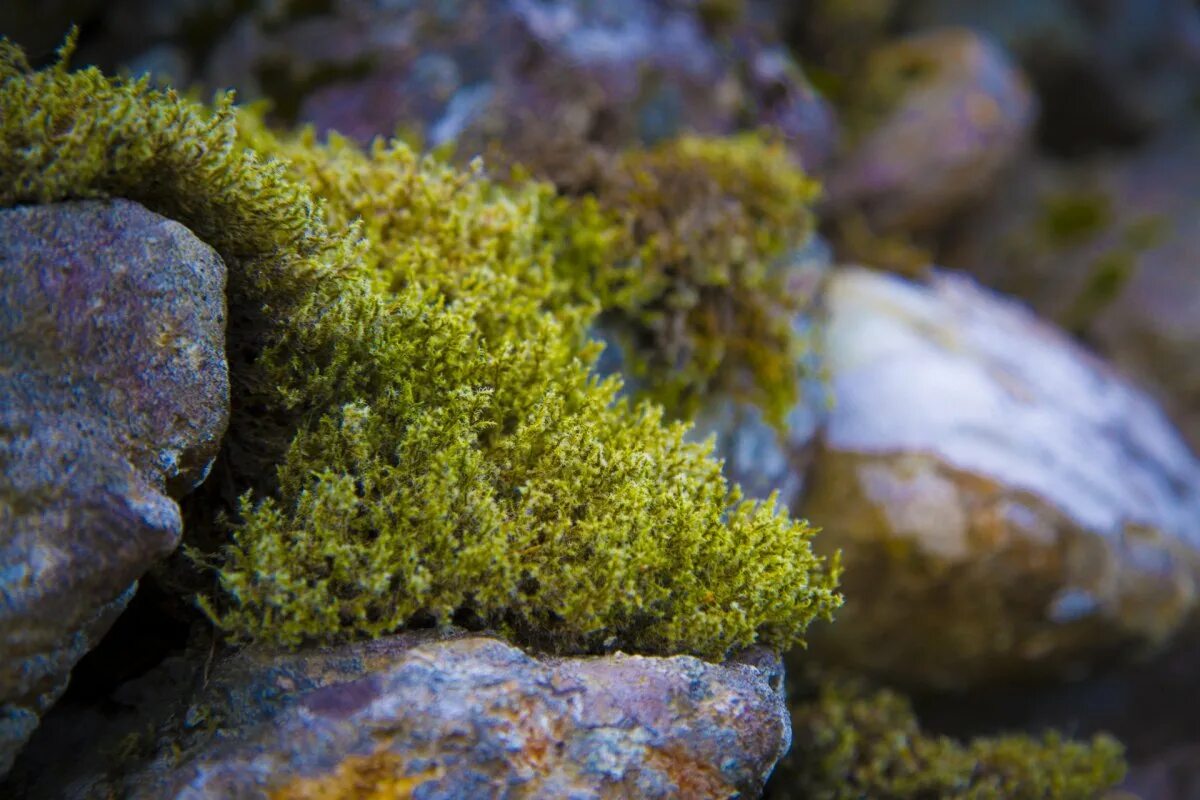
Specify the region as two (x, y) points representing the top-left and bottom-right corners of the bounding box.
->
(0, 199), (228, 772)
(801, 266), (1200, 690)
(8, 631), (791, 799)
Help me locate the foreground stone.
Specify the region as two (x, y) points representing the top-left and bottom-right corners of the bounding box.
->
(0, 200), (228, 773)
(8, 632), (790, 799)
(802, 267), (1200, 689)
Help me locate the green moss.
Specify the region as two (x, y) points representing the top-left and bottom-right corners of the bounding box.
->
(1060, 215), (1164, 334)
(696, 0), (746, 31)
(1038, 191), (1112, 248)
(1063, 250), (1137, 333)
(528, 133), (821, 427)
(772, 672), (1126, 800)
(0, 37), (840, 658)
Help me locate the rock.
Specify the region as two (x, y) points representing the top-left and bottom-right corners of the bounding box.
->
(947, 128), (1200, 454)
(800, 266), (1200, 690)
(905, 0), (1200, 154)
(1122, 743), (1200, 800)
(0, 199), (229, 773)
(828, 27), (1035, 235)
(9, 631), (791, 799)
(199, 0), (836, 170)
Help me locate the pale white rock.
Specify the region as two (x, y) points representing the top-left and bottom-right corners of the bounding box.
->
(802, 266), (1200, 689)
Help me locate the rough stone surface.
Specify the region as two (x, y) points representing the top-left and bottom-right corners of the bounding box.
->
(828, 27), (1035, 235)
(199, 0), (836, 171)
(0, 199), (229, 773)
(801, 266), (1200, 689)
(8, 631), (790, 799)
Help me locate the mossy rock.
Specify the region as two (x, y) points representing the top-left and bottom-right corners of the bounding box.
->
(0, 36), (839, 660)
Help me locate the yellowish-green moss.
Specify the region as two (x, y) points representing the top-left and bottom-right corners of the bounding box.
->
(0, 37), (840, 658)
(772, 672), (1126, 800)
(527, 134), (821, 427)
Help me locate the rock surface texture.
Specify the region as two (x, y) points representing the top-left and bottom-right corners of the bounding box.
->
(802, 267), (1200, 689)
(9, 632), (790, 799)
(0, 199), (228, 773)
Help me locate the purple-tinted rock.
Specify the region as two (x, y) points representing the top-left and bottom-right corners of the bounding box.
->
(13, 632), (790, 799)
(828, 27), (1035, 235)
(200, 0), (836, 170)
(0, 199), (228, 773)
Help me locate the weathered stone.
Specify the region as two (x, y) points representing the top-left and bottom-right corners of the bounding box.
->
(801, 267), (1200, 689)
(828, 27), (1035, 235)
(199, 0), (835, 170)
(0, 199), (229, 773)
(10, 631), (790, 799)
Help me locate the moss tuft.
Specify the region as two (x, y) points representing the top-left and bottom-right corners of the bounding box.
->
(772, 672), (1126, 800)
(528, 133), (821, 427)
(1038, 191), (1112, 248)
(0, 38), (839, 659)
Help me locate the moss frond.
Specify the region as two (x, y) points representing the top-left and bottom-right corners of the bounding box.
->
(527, 132), (822, 427)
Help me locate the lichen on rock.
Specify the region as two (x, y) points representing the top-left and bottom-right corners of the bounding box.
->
(0, 36), (840, 660)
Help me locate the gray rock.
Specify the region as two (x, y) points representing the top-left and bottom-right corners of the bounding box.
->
(12, 632), (790, 799)
(801, 266), (1200, 689)
(0, 199), (229, 773)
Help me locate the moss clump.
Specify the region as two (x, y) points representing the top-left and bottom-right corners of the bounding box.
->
(771, 672), (1126, 800)
(0, 37), (840, 658)
(1038, 191), (1112, 248)
(524, 133), (821, 427)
